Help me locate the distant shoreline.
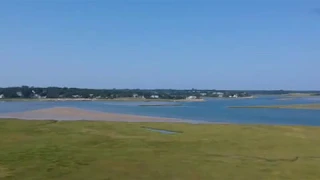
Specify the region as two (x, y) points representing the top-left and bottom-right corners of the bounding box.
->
(0, 98), (205, 102)
(0, 96), (260, 102)
(205, 96), (255, 100)
(138, 104), (183, 107)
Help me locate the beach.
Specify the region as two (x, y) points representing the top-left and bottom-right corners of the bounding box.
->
(0, 107), (185, 122)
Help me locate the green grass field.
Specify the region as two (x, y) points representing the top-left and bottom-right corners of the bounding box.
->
(229, 104), (320, 110)
(1, 119), (320, 180)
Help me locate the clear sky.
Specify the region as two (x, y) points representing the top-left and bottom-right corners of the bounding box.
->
(1, 0), (319, 90)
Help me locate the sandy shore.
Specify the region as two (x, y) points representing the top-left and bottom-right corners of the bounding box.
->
(0, 107), (188, 122)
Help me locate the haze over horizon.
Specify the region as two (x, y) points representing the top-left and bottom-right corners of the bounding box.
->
(1, 1), (319, 90)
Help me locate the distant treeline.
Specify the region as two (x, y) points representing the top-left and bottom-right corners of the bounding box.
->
(1, 86), (318, 99)
(0, 86), (252, 99)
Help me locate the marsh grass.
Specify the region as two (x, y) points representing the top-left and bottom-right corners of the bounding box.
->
(1, 119), (320, 179)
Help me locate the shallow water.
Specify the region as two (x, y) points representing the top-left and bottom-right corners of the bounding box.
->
(143, 127), (179, 134)
(1, 96), (320, 126)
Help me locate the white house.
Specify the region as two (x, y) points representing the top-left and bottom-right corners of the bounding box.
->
(150, 95), (159, 99)
(0, 94), (4, 99)
(16, 92), (23, 97)
(186, 96), (197, 100)
(212, 92), (224, 97)
(34, 94), (41, 98)
(132, 94), (139, 98)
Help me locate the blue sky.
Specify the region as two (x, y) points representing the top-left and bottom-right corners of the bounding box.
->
(1, 1), (319, 90)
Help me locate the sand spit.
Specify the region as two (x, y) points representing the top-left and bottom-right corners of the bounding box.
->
(0, 107), (186, 122)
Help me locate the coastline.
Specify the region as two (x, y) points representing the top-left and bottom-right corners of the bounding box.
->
(205, 96), (255, 100)
(0, 98), (205, 102)
(138, 104), (182, 107)
(0, 107), (199, 123)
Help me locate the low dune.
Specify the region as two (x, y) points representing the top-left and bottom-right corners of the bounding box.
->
(0, 107), (185, 122)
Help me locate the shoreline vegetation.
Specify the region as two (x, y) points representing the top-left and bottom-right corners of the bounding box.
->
(0, 98), (205, 102)
(0, 96), (257, 102)
(229, 104), (320, 110)
(1, 119), (320, 179)
(0, 86), (253, 101)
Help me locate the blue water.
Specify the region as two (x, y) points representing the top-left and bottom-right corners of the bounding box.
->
(1, 96), (320, 126)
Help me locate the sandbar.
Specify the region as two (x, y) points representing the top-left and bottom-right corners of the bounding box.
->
(229, 104), (320, 110)
(0, 107), (186, 122)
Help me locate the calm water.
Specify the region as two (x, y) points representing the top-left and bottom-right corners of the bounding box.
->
(143, 127), (180, 134)
(1, 96), (320, 126)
